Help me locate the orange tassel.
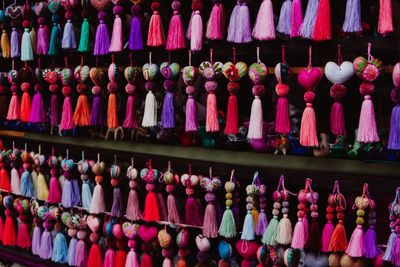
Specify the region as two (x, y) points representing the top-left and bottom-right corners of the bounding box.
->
(107, 93), (119, 129)
(73, 94), (91, 126)
(329, 221), (348, 252)
(20, 92), (31, 122)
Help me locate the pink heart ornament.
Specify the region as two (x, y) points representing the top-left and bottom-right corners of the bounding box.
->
(297, 67), (322, 90)
(393, 63), (400, 87)
(86, 215), (100, 233)
(324, 61), (354, 85)
(195, 235), (211, 252)
(138, 225), (158, 243)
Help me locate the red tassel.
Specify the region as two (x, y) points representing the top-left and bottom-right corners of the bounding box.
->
(0, 164), (11, 192)
(0, 216), (3, 242)
(20, 82), (32, 122)
(225, 93), (238, 134)
(312, 0), (332, 41)
(3, 209), (17, 246)
(147, 1), (165, 47)
(143, 190), (160, 222)
(17, 220), (31, 249)
(329, 221), (348, 252)
(115, 251), (126, 267)
(140, 253), (153, 267)
(88, 243), (103, 267)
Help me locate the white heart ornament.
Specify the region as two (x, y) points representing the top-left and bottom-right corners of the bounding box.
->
(324, 61), (354, 85)
(392, 62), (400, 87)
(195, 235), (211, 252)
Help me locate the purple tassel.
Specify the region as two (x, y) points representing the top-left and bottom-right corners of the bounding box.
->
(129, 6), (144, 50)
(72, 178), (81, 206)
(30, 91), (47, 123)
(185, 95), (197, 132)
(93, 12), (110, 56)
(388, 105), (400, 150)
(51, 94), (59, 126)
(111, 187), (124, 217)
(365, 226), (381, 259)
(342, 0), (362, 33)
(32, 224), (42, 256)
(227, 1), (252, 43)
(256, 211), (268, 236)
(37, 18), (49, 55)
(10, 27), (19, 58)
(300, 0), (319, 39)
(161, 91), (175, 129)
(90, 95), (105, 126)
(61, 179), (73, 208)
(276, 0), (292, 34)
(39, 228), (53, 260)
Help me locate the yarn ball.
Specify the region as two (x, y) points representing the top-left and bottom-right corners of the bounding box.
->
(160, 62), (180, 80)
(90, 0), (110, 12)
(74, 65), (90, 83)
(61, 212), (71, 225)
(227, 81), (240, 94)
(163, 79), (175, 91)
(142, 63), (159, 81)
(124, 66), (139, 84)
(89, 67), (104, 85)
(37, 206), (48, 220)
(21, 82), (30, 92)
(330, 84), (347, 100)
(171, 0), (181, 11)
(112, 223), (124, 239)
(151, 1), (160, 11)
(195, 235), (211, 252)
(304, 91), (316, 103)
(359, 82), (375, 96)
(218, 240), (232, 261)
(249, 63), (268, 84)
(127, 165), (138, 180)
(222, 62), (248, 82)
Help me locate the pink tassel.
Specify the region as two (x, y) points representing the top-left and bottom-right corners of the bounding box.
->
(206, 0), (225, 40)
(252, 0), (275, 41)
(276, 96), (290, 134)
(321, 221), (334, 252)
(290, 0), (303, 38)
(157, 192), (168, 221)
(48, 169), (61, 204)
(7, 86), (20, 120)
(187, 0), (203, 51)
(357, 94), (379, 143)
(203, 193), (217, 238)
(346, 225), (365, 257)
(291, 219), (306, 249)
(125, 249), (140, 267)
(60, 94), (74, 131)
(166, 1), (186, 51)
(378, 0), (393, 35)
(331, 101), (346, 136)
(300, 102), (319, 147)
(123, 93), (138, 129)
(393, 236), (400, 266)
(109, 6), (123, 53)
(147, 1), (165, 47)
(206, 91), (219, 132)
(126, 188), (142, 221)
(166, 184), (181, 224)
(104, 248), (115, 267)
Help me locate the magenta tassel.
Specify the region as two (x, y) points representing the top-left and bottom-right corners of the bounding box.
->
(51, 93), (59, 126)
(30, 91), (47, 123)
(206, 1), (225, 40)
(331, 101), (346, 136)
(111, 187), (124, 218)
(321, 221), (334, 252)
(109, 6), (123, 53)
(392, 236), (400, 266)
(123, 95), (138, 129)
(166, 1), (186, 51)
(276, 97), (290, 134)
(36, 20), (49, 55)
(357, 95), (379, 143)
(185, 95), (197, 132)
(290, 0), (303, 38)
(346, 225), (365, 257)
(185, 196), (203, 226)
(75, 239), (88, 267)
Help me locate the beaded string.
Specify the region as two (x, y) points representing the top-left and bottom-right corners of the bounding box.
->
(276, 176), (296, 246)
(306, 178), (320, 250)
(219, 170), (237, 238)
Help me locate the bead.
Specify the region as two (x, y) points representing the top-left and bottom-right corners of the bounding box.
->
(356, 217), (364, 225)
(226, 199), (233, 207)
(298, 203), (306, 210)
(272, 209), (279, 216)
(95, 175), (103, 184)
(310, 204), (318, 212)
(368, 211), (376, 218)
(246, 203), (253, 210)
(326, 213), (335, 220)
(326, 206), (334, 213)
(282, 201), (289, 208)
(311, 212), (318, 218)
(225, 193), (232, 199)
(356, 209), (365, 217)
(146, 183), (155, 191)
(396, 226), (400, 233)
(298, 191), (307, 203)
(246, 196), (253, 203)
(297, 210), (305, 218)
(337, 213), (345, 220)
(273, 202), (281, 209)
(281, 208), (289, 214)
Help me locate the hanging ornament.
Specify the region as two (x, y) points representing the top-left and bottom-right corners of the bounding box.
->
(19, 64), (33, 124)
(166, 0), (186, 51)
(312, 0), (332, 41)
(89, 67), (106, 135)
(105, 56), (124, 140)
(59, 59), (75, 135)
(187, 0), (203, 51)
(222, 48), (248, 135)
(0, 72), (9, 120)
(123, 54), (140, 138)
(60, 0), (77, 50)
(161, 161), (181, 224)
(298, 46), (322, 147)
(129, 0), (144, 51)
(91, 0), (110, 56)
(73, 59), (91, 128)
(328, 181), (348, 254)
(75, 214), (88, 267)
(227, 0), (252, 44)
(110, 155), (124, 217)
(276, 0), (292, 35)
(183, 51), (199, 133)
(20, 0), (33, 61)
(30, 199), (42, 256)
(256, 183), (268, 237)
(342, 0), (362, 34)
(47, 0), (61, 56)
(39, 205), (53, 259)
(109, 0), (123, 53)
(35, 1), (49, 55)
(176, 228), (190, 266)
(275, 176), (295, 247)
(51, 206), (68, 264)
(43, 67), (61, 135)
(30, 60), (47, 125)
(364, 187), (381, 260)
(125, 158), (141, 221)
(181, 164), (203, 226)
(2, 195), (16, 247)
(383, 187), (400, 264)
(47, 147), (61, 204)
(158, 227), (173, 266)
(21, 144), (35, 197)
(89, 154), (106, 214)
(6, 66), (20, 122)
(61, 149), (80, 207)
(219, 170), (237, 239)
(199, 49), (223, 132)
(325, 45), (354, 137)
(78, 2), (91, 53)
(305, 180), (320, 250)
(300, 0), (318, 39)
(388, 63), (400, 151)
(140, 159), (161, 222)
(353, 43), (383, 143)
(160, 59), (180, 129)
(15, 197), (31, 249)
(142, 53), (159, 128)
(77, 151), (91, 210)
(9, 142), (21, 195)
(87, 215), (103, 266)
(147, 0), (165, 47)
(206, 0), (224, 40)
(123, 221), (139, 267)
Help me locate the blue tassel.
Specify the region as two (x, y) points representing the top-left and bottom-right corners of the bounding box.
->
(82, 181), (92, 210)
(48, 15), (61, 56)
(52, 232), (68, 263)
(21, 170), (35, 197)
(67, 236), (78, 266)
(21, 28), (33, 61)
(241, 210), (255, 241)
(61, 19), (77, 49)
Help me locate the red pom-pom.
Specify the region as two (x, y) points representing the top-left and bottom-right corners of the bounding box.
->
(360, 82), (375, 95)
(37, 17), (45, 25)
(276, 83), (290, 96)
(227, 82), (240, 93)
(192, 0), (203, 11)
(151, 1), (160, 11)
(62, 86), (72, 96)
(10, 84), (18, 93)
(113, 5), (123, 15)
(22, 20), (30, 28)
(304, 91), (316, 103)
(21, 82), (30, 92)
(330, 84), (347, 100)
(65, 11), (73, 20)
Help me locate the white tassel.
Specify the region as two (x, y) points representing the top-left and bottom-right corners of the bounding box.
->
(142, 91), (157, 127)
(10, 168), (21, 195)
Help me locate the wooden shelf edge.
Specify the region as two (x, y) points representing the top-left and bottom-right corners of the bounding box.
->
(0, 130), (398, 179)
(0, 245), (64, 267)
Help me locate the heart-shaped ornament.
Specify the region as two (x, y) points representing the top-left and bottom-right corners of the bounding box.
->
(5, 5), (21, 19)
(353, 56), (383, 82)
(275, 62), (290, 84)
(393, 62), (400, 87)
(33, 1), (47, 16)
(324, 61), (354, 85)
(297, 67), (322, 90)
(47, 0), (61, 13)
(222, 61), (248, 81)
(195, 235), (211, 252)
(142, 63), (159, 81)
(90, 0), (110, 11)
(124, 66), (139, 84)
(86, 215), (100, 233)
(122, 222), (138, 239)
(160, 62), (180, 80)
(138, 225), (158, 243)
(89, 67), (105, 85)
(248, 63), (268, 84)
(199, 61), (223, 80)
(74, 65), (90, 83)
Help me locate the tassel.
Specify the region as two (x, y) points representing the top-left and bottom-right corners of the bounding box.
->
(140, 250), (153, 267)
(21, 168), (35, 197)
(330, 85), (347, 135)
(1, 28), (10, 58)
(143, 191), (160, 222)
(90, 94), (105, 126)
(185, 195), (203, 226)
(48, 15), (61, 56)
(17, 217), (31, 249)
(48, 168), (61, 204)
(31, 170), (38, 197)
(129, 6), (144, 51)
(256, 185), (268, 236)
(290, 0), (303, 38)
(30, 26), (37, 53)
(276, 214), (293, 245)
(227, 0), (252, 43)
(32, 222), (42, 256)
(75, 231), (88, 267)
(365, 226), (380, 259)
(107, 87), (119, 129)
(52, 228), (68, 263)
(125, 248), (139, 267)
(20, 84), (32, 121)
(37, 171), (49, 201)
(90, 176), (106, 214)
(225, 83), (239, 134)
(142, 86), (157, 127)
(126, 184), (142, 221)
(10, 24), (19, 58)
(388, 88), (400, 150)
(82, 180), (92, 210)
(78, 17), (91, 53)
(183, 66), (198, 132)
(203, 193), (218, 238)
(10, 166), (20, 195)
(206, 83), (219, 132)
(161, 85), (175, 129)
(109, 6), (123, 52)
(321, 216), (334, 252)
(147, 1), (165, 47)
(219, 208), (236, 238)
(378, 0), (393, 35)
(393, 236), (400, 266)
(206, 0), (225, 40)
(291, 219), (306, 249)
(253, 0), (275, 41)
(262, 216), (278, 246)
(123, 85), (138, 129)
(241, 211), (255, 241)
(346, 225), (365, 257)
(275, 88), (291, 134)
(307, 220), (321, 250)
(300, 102), (318, 147)
(21, 22), (34, 61)
(357, 93), (379, 143)
(312, 0), (332, 41)
(248, 64), (267, 139)
(115, 247), (127, 267)
(276, 0), (292, 35)
(60, 86), (74, 131)
(62, 12), (77, 49)
(88, 243), (102, 267)
(383, 231), (396, 261)
(104, 247), (116, 267)
(187, 0), (203, 51)
(37, 17), (49, 55)
(68, 236), (77, 266)
(342, 0), (362, 33)
(61, 163), (74, 208)
(0, 165), (11, 192)
(7, 85), (21, 121)
(166, 1), (186, 51)
(111, 186), (124, 218)
(73, 84), (91, 126)
(48, 77), (60, 128)
(30, 84), (47, 123)
(167, 192), (180, 224)
(39, 223), (53, 259)
(94, 12), (110, 56)
(300, 0), (319, 39)
(3, 209), (17, 246)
